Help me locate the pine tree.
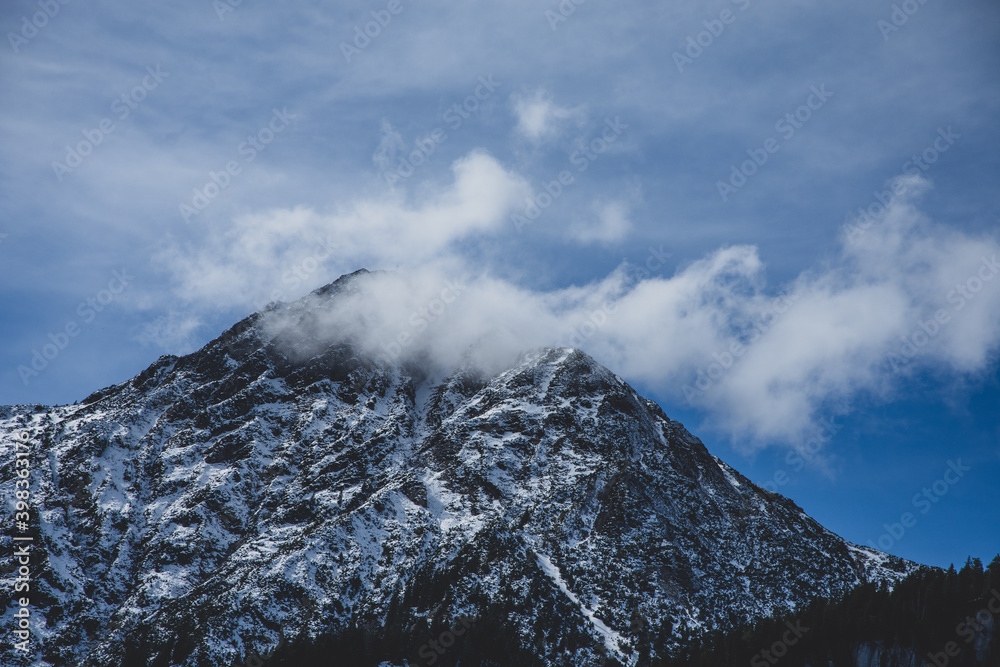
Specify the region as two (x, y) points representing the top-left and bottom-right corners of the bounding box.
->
(987, 554), (1000, 591)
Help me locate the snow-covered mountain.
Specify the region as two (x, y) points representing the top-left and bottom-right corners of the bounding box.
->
(0, 270), (919, 666)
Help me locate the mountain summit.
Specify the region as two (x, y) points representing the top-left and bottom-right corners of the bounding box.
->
(0, 271), (916, 666)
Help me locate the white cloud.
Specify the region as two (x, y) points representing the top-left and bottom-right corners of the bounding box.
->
(660, 175), (1000, 443)
(510, 89), (583, 143)
(154, 162), (1000, 449)
(372, 119), (405, 173)
(571, 199), (635, 244)
(134, 310), (205, 355)
(154, 150), (530, 311)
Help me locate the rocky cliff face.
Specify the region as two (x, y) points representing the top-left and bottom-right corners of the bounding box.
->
(0, 270), (917, 666)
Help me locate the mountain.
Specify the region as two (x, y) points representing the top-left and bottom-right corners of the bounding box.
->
(0, 269), (919, 667)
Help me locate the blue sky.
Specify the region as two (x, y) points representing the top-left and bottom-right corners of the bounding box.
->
(1, 0), (998, 569)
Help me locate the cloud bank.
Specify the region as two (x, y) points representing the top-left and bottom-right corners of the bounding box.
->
(154, 152), (1000, 447)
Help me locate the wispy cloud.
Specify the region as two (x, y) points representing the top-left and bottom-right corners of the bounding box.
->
(510, 89), (584, 143)
(3, 0), (999, 454)
(372, 119), (405, 173)
(577, 200), (632, 243)
(134, 310), (204, 354)
(155, 162), (1000, 447)
(569, 186), (641, 244)
(153, 150), (529, 309)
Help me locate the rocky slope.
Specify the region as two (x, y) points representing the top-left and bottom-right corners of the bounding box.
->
(0, 270), (918, 666)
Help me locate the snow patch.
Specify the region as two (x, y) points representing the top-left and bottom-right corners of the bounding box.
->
(535, 552), (634, 664)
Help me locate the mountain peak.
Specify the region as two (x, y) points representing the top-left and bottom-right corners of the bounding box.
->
(0, 280), (920, 666)
(308, 266), (373, 300)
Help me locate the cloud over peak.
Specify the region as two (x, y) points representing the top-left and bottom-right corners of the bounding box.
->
(153, 153), (1000, 449)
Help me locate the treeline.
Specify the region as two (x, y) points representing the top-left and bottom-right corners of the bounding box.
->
(265, 537), (569, 667)
(120, 551), (1000, 666)
(655, 555), (1000, 667)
